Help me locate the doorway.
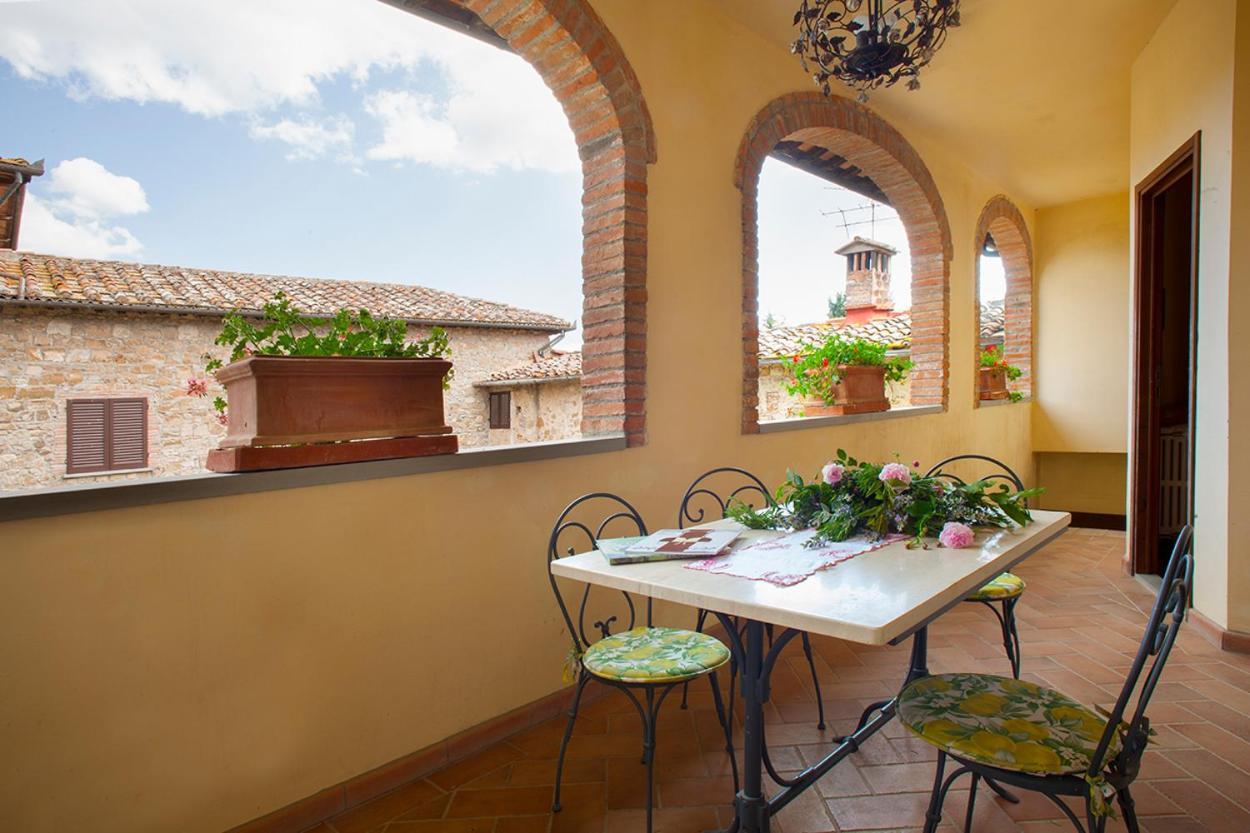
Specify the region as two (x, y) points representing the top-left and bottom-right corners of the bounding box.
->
(1130, 134), (1200, 575)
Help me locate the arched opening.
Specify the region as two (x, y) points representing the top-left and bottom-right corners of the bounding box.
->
(974, 195), (1033, 404)
(736, 92), (952, 432)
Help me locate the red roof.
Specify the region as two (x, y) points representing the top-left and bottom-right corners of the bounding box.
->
(0, 250), (570, 332)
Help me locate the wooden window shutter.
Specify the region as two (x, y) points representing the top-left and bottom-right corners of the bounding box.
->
(66, 399), (108, 474)
(108, 398), (148, 470)
(66, 397), (148, 474)
(489, 391), (511, 429)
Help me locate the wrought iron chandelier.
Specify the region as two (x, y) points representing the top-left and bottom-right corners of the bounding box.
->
(792, 0), (960, 102)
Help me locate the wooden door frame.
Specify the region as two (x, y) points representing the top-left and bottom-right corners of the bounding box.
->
(1129, 132), (1201, 575)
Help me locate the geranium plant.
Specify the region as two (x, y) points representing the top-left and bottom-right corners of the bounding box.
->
(188, 291), (451, 420)
(980, 344), (1023, 402)
(727, 449), (1042, 548)
(784, 332), (911, 405)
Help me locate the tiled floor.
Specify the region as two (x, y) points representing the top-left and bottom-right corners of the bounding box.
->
(315, 529), (1250, 832)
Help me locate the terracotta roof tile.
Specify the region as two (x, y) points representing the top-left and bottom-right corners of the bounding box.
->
(0, 250), (570, 331)
(759, 303), (1006, 360)
(478, 351), (582, 385)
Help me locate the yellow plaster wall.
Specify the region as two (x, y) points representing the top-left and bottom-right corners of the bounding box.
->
(0, 2), (1042, 830)
(1034, 452), (1128, 517)
(1032, 192), (1131, 455)
(1130, 0), (1236, 627)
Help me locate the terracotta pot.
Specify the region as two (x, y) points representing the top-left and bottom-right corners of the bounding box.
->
(979, 366), (1010, 400)
(212, 356), (454, 449)
(802, 364), (891, 416)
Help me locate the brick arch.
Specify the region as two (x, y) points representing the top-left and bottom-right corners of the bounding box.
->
(437, 0), (655, 445)
(735, 92), (951, 432)
(974, 195), (1033, 400)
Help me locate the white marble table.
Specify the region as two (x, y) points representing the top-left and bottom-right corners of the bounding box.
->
(551, 510), (1071, 833)
(552, 510), (1070, 646)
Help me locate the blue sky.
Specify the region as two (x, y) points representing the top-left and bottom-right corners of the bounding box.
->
(1, 0), (1001, 343)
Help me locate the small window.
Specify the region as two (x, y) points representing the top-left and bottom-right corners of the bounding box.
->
(489, 391), (512, 430)
(66, 398), (148, 474)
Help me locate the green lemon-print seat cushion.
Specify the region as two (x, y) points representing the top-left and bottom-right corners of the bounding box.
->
(581, 626), (730, 683)
(966, 572), (1026, 601)
(898, 673), (1120, 776)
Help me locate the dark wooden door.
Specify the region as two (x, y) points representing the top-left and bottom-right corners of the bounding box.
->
(1130, 134), (1200, 575)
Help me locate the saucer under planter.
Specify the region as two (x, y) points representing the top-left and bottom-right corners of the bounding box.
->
(802, 364), (891, 416)
(205, 355), (456, 472)
(979, 366), (1009, 401)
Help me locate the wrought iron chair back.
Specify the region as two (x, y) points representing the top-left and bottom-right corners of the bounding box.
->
(547, 492), (649, 653)
(1088, 525), (1194, 779)
(676, 466), (774, 527)
(923, 453), (1025, 492)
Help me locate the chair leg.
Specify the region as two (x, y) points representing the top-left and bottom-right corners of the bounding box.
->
(552, 673), (589, 813)
(985, 777), (1020, 804)
(923, 751), (948, 833)
(708, 669), (739, 795)
(800, 631), (827, 730)
(1118, 787), (1142, 833)
(682, 609), (710, 710)
(1002, 597), (1022, 679)
(964, 772), (980, 833)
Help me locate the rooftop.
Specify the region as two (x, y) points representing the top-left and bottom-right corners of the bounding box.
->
(0, 250), (572, 332)
(478, 350), (582, 386)
(759, 301), (1005, 360)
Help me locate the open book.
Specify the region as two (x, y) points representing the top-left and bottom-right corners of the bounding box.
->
(596, 528), (741, 565)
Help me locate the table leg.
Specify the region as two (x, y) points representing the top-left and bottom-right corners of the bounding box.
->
(737, 619), (769, 833)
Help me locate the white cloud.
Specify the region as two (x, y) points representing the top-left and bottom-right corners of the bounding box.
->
(20, 194), (144, 259)
(19, 158), (149, 259)
(0, 0), (578, 173)
(249, 115), (355, 161)
(46, 157), (149, 219)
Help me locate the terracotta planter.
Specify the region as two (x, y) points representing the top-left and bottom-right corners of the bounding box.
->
(979, 366), (1009, 401)
(802, 364), (891, 416)
(206, 356), (456, 472)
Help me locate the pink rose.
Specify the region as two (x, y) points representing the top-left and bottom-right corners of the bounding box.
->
(939, 522), (975, 549)
(821, 462), (844, 486)
(879, 462), (912, 487)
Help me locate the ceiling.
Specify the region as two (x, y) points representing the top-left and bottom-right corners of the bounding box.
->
(717, 0), (1178, 208)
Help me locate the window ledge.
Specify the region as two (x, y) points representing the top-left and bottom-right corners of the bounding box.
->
(978, 396), (1030, 408)
(0, 434), (627, 524)
(63, 467), (153, 480)
(756, 404), (944, 434)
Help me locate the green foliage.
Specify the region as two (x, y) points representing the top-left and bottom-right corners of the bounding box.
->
(201, 292), (452, 414)
(827, 292), (846, 318)
(979, 344), (1023, 380)
(783, 332), (912, 405)
(727, 449), (1044, 548)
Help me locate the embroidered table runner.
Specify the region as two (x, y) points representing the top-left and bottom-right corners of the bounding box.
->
(685, 529), (906, 586)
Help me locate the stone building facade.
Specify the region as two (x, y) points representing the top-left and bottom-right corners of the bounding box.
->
(0, 251), (571, 493)
(477, 351), (583, 446)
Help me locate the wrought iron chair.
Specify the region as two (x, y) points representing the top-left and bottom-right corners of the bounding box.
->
(548, 492), (737, 833)
(924, 454), (1029, 678)
(676, 467), (826, 730)
(900, 525), (1194, 833)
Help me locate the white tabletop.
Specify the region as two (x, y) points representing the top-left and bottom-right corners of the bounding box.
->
(550, 511), (1070, 646)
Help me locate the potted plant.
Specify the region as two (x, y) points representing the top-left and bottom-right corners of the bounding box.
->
(189, 292), (456, 472)
(784, 332), (911, 416)
(978, 345), (1023, 402)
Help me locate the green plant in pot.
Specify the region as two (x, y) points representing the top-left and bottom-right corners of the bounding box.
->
(188, 292), (457, 472)
(978, 345), (1023, 402)
(784, 332), (911, 416)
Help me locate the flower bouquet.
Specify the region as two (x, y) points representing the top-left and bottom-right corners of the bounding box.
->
(726, 450), (1043, 549)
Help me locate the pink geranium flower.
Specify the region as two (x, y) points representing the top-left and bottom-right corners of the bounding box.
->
(821, 462), (844, 486)
(879, 462), (912, 487)
(215, 412), (229, 427)
(939, 522), (975, 549)
(186, 378), (208, 397)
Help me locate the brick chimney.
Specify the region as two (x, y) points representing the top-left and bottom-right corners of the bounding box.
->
(835, 236), (897, 323)
(0, 157), (45, 250)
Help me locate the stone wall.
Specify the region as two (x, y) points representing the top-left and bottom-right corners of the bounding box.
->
(486, 379), (583, 446)
(0, 306), (560, 492)
(757, 360), (912, 422)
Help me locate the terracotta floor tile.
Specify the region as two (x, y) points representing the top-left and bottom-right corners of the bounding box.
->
(316, 530), (1250, 833)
